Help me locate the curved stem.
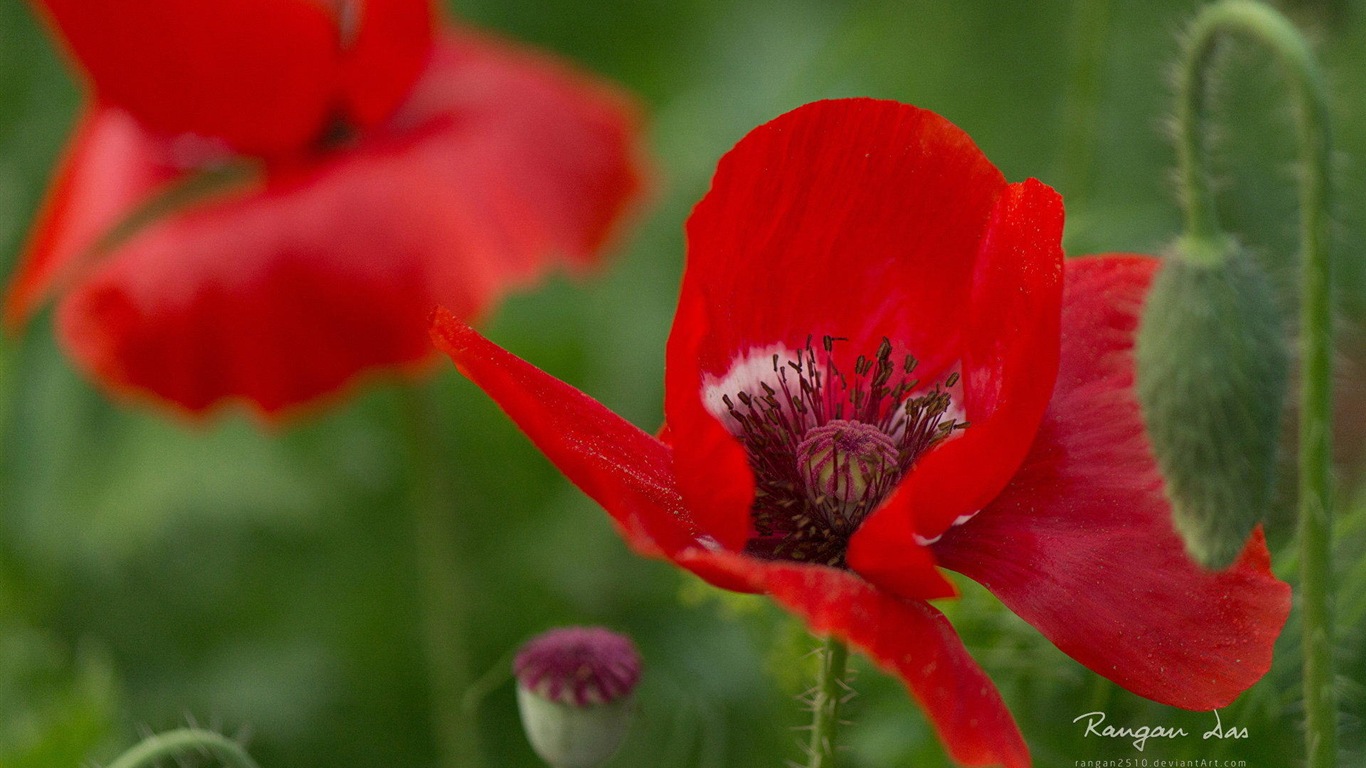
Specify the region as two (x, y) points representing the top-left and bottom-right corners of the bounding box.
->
(1175, 8), (1231, 249)
(403, 384), (484, 768)
(106, 729), (260, 768)
(805, 635), (849, 768)
(1175, 3), (1336, 766)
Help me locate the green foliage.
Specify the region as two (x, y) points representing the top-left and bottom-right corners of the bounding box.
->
(0, 622), (119, 768)
(1137, 242), (1288, 569)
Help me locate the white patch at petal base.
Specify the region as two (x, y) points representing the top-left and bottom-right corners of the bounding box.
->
(942, 397), (967, 427)
(937, 364), (968, 425)
(700, 343), (796, 434)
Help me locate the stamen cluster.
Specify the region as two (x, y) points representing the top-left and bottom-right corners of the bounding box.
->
(720, 336), (964, 567)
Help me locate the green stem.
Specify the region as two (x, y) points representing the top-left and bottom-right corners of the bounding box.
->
(0, 333), (22, 618)
(0, 337), (12, 497)
(805, 635), (849, 768)
(462, 647), (517, 714)
(403, 384), (484, 768)
(1060, 0), (1112, 198)
(106, 729), (260, 768)
(1175, 3), (1336, 766)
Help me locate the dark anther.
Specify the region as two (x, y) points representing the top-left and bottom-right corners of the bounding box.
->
(723, 336), (965, 569)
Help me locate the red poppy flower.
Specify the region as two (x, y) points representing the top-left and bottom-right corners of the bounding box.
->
(6, 0), (644, 416)
(431, 99), (1290, 767)
(30, 0), (434, 158)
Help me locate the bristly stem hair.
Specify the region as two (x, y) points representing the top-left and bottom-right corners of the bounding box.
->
(106, 728), (261, 768)
(1175, 3), (1337, 766)
(805, 635), (850, 768)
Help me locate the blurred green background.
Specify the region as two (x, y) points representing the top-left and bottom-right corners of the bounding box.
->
(2, 0), (1366, 766)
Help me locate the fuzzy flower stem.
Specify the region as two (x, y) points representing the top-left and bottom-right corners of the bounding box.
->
(805, 635), (850, 768)
(105, 729), (261, 768)
(1176, 3), (1336, 766)
(403, 383), (484, 768)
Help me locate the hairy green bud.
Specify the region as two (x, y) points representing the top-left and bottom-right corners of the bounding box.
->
(1137, 239), (1288, 569)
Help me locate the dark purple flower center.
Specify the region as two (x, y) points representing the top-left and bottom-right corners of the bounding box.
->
(718, 336), (964, 567)
(796, 419), (901, 515)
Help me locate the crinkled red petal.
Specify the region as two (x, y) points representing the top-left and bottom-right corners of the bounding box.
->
(661, 291), (755, 551)
(676, 549), (1029, 768)
(843, 507), (958, 600)
(933, 254), (1291, 710)
(56, 152), (440, 415)
(50, 31), (645, 416)
(340, 0), (435, 131)
(3, 104), (182, 330)
(430, 314), (704, 557)
(849, 180), (1065, 573)
(387, 30), (645, 267)
(35, 0), (341, 156)
(677, 97), (1005, 376)
(666, 98), (1006, 555)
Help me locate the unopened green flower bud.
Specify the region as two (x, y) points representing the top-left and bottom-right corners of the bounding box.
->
(514, 627), (641, 768)
(1137, 238), (1288, 569)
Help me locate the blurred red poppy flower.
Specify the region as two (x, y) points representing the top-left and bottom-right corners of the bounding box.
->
(6, 0), (644, 416)
(432, 99), (1290, 767)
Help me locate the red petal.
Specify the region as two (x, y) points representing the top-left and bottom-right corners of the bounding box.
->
(844, 507), (958, 600)
(35, 0), (342, 156)
(56, 156), (437, 414)
(666, 98), (1006, 554)
(387, 30), (645, 268)
(4, 104), (181, 330)
(340, 0), (434, 130)
(661, 291), (755, 552)
(850, 179), (1065, 571)
(51, 31), (645, 415)
(933, 255), (1291, 710)
(676, 550), (1029, 768)
(678, 98), (1005, 376)
(430, 313), (705, 557)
